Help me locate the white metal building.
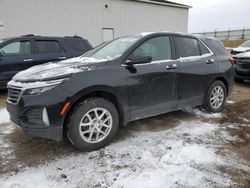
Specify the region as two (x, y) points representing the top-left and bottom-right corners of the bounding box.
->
(0, 0), (190, 46)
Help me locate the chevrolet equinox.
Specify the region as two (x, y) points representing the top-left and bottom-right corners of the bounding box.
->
(6, 32), (234, 151)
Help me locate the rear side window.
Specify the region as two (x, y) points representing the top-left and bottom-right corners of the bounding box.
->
(199, 42), (210, 55)
(175, 36), (200, 58)
(202, 38), (228, 56)
(35, 40), (63, 54)
(0, 41), (31, 56)
(65, 38), (91, 52)
(132, 36), (172, 61)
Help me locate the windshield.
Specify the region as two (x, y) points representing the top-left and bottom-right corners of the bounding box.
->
(82, 36), (141, 60)
(240, 41), (250, 48)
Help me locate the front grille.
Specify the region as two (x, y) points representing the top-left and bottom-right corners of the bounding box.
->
(7, 86), (22, 104)
(236, 59), (250, 69)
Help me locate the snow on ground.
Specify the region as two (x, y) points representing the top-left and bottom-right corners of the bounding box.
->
(183, 108), (222, 118)
(1, 120), (247, 188)
(0, 108), (10, 124)
(0, 107), (15, 165)
(226, 100), (235, 104)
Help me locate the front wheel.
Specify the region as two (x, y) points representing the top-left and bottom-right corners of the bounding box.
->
(67, 98), (119, 151)
(203, 80), (227, 113)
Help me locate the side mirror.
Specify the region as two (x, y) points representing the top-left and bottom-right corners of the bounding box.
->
(125, 55), (152, 67)
(0, 51), (2, 57)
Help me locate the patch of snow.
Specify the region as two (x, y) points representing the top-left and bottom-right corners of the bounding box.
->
(0, 108), (10, 124)
(0, 121), (235, 188)
(239, 117), (250, 123)
(61, 56), (109, 63)
(183, 108), (222, 118)
(226, 100), (235, 104)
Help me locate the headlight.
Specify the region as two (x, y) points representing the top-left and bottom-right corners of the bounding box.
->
(24, 78), (69, 95)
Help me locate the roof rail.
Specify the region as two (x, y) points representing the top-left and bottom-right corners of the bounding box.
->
(22, 34), (35, 37)
(64, 35), (82, 39)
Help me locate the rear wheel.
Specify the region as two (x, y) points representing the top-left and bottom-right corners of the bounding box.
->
(203, 80), (226, 113)
(67, 98), (119, 151)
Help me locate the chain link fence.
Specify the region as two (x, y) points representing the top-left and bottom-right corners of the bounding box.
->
(194, 27), (250, 40)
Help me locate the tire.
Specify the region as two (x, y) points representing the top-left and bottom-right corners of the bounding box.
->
(67, 98), (119, 151)
(234, 77), (244, 83)
(203, 80), (227, 113)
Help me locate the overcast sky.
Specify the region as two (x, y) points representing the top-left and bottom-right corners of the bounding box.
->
(174, 0), (250, 33)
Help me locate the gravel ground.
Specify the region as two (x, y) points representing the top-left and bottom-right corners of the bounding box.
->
(0, 83), (249, 187)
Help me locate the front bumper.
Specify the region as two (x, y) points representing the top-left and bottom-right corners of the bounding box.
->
(234, 64), (250, 80)
(6, 86), (72, 141)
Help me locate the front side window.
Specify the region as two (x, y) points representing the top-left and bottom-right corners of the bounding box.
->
(175, 37), (200, 58)
(0, 41), (31, 56)
(82, 36), (141, 60)
(35, 40), (62, 54)
(132, 36), (172, 61)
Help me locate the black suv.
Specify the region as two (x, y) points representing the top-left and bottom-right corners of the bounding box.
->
(0, 34), (92, 88)
(6, 32), (234, 151)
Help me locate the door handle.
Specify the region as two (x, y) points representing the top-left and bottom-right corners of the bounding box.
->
(166, 63), (178, 70)
(23, 58), (33, 62)
(58, 56), (67, 60)
(206, 59), (214, 64)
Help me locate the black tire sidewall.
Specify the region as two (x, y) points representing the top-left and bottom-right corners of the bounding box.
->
(204, 80), (227, 113)
(67, 98), (119, 151)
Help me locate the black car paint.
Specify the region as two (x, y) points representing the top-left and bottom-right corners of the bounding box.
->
(233, 52), (250, 80)
(0, 35), (92, 88)
(6, 32), (234, 141)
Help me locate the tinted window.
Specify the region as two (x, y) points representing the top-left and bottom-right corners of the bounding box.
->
(175, 37), (200, 58)
(203, 38), (228, 55)
(199, 42), (210, 55)
(133, 36), (172, 61)
(0, 41), (31, 56)
(35, 40), (62, 54)
(65, 38), (91, 52)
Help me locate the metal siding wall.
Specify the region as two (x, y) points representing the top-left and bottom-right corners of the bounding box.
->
(0, 0), (188, 46)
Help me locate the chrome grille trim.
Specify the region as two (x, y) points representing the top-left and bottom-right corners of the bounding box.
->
(7, 85), (24, 104)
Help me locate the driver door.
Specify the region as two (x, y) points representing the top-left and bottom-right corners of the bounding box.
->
(125, 35), (179, 121)
(0, 40), (33, 83)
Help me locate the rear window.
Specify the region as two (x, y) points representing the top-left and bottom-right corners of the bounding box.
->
(35, 40), (63, 54)
(175, 36), (200, 58)
(65, 38), (91, 52)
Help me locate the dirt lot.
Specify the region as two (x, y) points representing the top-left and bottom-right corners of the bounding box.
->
(0, 83), (249, 187)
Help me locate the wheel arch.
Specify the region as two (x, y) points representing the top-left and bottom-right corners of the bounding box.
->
(63, 86), (125, 133)
(212, 77), (229, 96)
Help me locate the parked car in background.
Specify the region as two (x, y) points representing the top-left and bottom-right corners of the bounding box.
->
(0, 34), (92, 88)
(233, 51), (250, 82)
(230, 40), (250, 55)
(6, 32), (234, 151)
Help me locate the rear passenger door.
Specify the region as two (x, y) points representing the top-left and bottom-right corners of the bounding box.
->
(174, 36), (217, 108)
(32, 40), (68, 66)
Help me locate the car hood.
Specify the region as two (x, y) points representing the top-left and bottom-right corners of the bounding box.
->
(232, 47), (250, 52)
(233, 51), (250, 59)
(12, 57), (109, 82)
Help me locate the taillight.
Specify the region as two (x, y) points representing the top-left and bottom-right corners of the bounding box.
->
(230, 58), (236, 65)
